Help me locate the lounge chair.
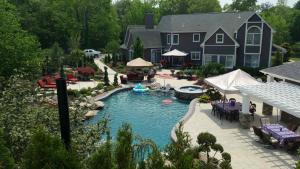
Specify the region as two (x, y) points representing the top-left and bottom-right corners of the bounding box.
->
(66, 74), (78, 84)
(37, 79), (56, 89)
(260, 117), (271, 127)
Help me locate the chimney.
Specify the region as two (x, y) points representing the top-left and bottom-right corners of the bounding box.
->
(145, 12), (154, 29)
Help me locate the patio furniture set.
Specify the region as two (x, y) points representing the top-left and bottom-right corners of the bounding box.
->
(211, 98), (242, 122)
(253, 117), (300, 152)
(37, 74), (78, 89)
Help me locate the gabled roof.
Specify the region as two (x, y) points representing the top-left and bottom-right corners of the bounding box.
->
(124, 25), (161, 49)
(260, 62), (300, 83)
(158, 11), (255, 40)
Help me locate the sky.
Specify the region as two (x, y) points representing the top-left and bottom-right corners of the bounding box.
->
(219, 0), (297, 7)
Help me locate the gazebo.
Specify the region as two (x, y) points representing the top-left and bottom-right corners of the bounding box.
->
(162, 49), (188, 67)
(125, 57), (153, 82)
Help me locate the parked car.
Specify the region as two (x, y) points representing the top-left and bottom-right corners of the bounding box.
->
(84, 49), (101, 58)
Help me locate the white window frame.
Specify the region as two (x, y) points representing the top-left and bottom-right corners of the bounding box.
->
(167, 34), (171, 45)
(204, 54), (234, 69)
(172, 34), (179, 45)
(216, 34), (224, 44)
(193, 33), (200, 42)
(244, 54), (260, 68)
(190, 51), (201, 60)
(246, 26), (261, 46)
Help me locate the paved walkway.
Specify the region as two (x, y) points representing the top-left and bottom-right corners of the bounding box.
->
(94, 58), (122, 83)
(155, 69), (196, 88)
(183, 103), (298, 169)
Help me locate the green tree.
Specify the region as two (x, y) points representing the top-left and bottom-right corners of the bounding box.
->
(115, 123), (135, 169)
(273, 49), (283, 66)
(47, 42), (64, 74)
(188, 0), (222, 13)
(67, 32), (85, 67)
(281, 43), (293, 62)
(0, 129), (15, 169)
(104, 66), (110, 86)
(88, 132), (114, 169)
(290, 12), (300, 43)
(225, 0), (258, 11)
(23, 129), (81, 169)
(295, 0), (300, 10)
(0, 1), (42, 79)
(114, 73), (119, 86)
(133, 37), (144, 59)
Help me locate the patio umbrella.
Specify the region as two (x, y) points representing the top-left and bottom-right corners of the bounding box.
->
(126, 58), (153, 68)
(162, 49), (188, 57)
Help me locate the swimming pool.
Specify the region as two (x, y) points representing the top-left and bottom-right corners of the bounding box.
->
(87, 90), (189, 148)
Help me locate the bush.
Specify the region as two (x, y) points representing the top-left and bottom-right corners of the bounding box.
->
(113, 73), (118, 86)
(67, 89), (80, 97)
(235, 66), (264, 78)
(79, 88), (92, 96)
(199, 94), (210, 103)
(0, 129), (15, 169)
(95, 83), (104, 90)
(206, 89), (222, 101)
(202, 63), (225, 77)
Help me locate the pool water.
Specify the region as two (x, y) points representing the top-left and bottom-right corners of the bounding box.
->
(87, 90), (189, 148)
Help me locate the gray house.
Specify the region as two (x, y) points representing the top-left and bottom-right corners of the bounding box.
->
(121, 12), (274, 68)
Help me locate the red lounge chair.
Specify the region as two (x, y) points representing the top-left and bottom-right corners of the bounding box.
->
(37, 79), (56, 89)
(66, 74), (78, 84)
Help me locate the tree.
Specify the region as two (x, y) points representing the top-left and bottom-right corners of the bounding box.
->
(273, 49), (283, 66)
(0, 129), (15, 169)
(187, 0), (221, 13)
(47, 42), (64, 74)
(295, 0), (300, 10)
(290, 12), (300, 43)
(133, 37), (143, 59)
(226, 0), (258, 11)
(281, 43), (293, 62)
(88, 132), (114, 169)
(115, 123), (135, 169)
(23, 129), (81, 169)
(0, 1), (42, 80)
(113, 73), (119, 86)
(104, 66), (110, 86)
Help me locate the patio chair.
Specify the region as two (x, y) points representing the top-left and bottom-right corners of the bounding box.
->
(286, 139), (300, 153)
(287, 124), (299, 132)
(210, 102), (217, 116)
(260, 117), (271, 127)
(252, 126), (264, 143)
(261, 130), (278, 148)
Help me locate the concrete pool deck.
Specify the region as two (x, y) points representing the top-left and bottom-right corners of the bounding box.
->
(183, 102), (298, 169)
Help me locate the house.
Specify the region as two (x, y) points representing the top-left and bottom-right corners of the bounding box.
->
(121, 12), (274, 68)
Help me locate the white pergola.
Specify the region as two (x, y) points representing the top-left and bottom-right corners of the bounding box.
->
(236, 82), (300, 118)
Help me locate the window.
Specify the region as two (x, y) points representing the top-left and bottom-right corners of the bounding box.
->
(167, 34), (171, 44)
(205, 55), (234, 68)
(246, 27), (261, 46)
(204, 55), (218, 65)
(245, 54), (259, 68)
(172, 34), (179, 45)
(191, 51), (201, 60)
(216, 34), (224, 43)
(219, 55), (234, 68)
(193, 33), (200, 42)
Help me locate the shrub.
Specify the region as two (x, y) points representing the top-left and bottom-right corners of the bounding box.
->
(95, 83), (104, 90)
(79, 88), (92, 96)
(0, 129), (15, 169)
(202, 63), (225, 77)
(199, 94), (210, 103)
(206, 88), (222, 101)
(67, 89), (80, 97)
(104, 67), (110, 86)
(113, 73), (118, 86)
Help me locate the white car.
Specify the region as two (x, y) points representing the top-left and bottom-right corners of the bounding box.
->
(84, 49), (101, 58)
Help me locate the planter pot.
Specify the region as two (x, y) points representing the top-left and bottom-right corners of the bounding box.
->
(239, 113), (251, 129)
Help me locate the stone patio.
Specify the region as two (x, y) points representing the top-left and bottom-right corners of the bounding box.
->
(183, 102), (298, 169)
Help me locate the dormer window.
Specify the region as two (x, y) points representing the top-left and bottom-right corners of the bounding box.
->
(216, 34), (224, 43)
(193, 33), (200, 42)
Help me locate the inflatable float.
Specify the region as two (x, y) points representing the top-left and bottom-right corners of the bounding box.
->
(162, 99), (173, 104)
(133, 83), (149, 93)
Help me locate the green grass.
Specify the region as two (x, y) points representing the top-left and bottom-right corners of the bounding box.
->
(290, 57), (300, 62)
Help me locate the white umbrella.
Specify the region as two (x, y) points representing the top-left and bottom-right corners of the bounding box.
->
(162, 49), (188, 57)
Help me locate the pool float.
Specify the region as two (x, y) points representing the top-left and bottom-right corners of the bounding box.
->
(162, 99), (173, 104)
(133, 83), (149, 93)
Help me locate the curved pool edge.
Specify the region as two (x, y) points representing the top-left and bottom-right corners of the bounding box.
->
(94, 86), (132, 101)
(170, 98), (198, 142)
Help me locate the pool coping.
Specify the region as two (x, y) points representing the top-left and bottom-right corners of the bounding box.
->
(94, 86), (132, 101)
(170, 98), (198, 142)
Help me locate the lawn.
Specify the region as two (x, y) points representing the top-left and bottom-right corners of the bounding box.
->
(290, 57), (300, 62)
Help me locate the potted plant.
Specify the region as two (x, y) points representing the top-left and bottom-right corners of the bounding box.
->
(170, 69), (175, 76)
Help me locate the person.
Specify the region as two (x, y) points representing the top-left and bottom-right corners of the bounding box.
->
(249, 101), (256, 114)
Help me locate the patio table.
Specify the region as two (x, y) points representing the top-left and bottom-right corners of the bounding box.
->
(215, 102), (242, 112)
(262, 124), (300, 145)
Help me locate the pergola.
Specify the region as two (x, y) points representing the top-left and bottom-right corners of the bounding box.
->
(236, 82), (300, 119)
